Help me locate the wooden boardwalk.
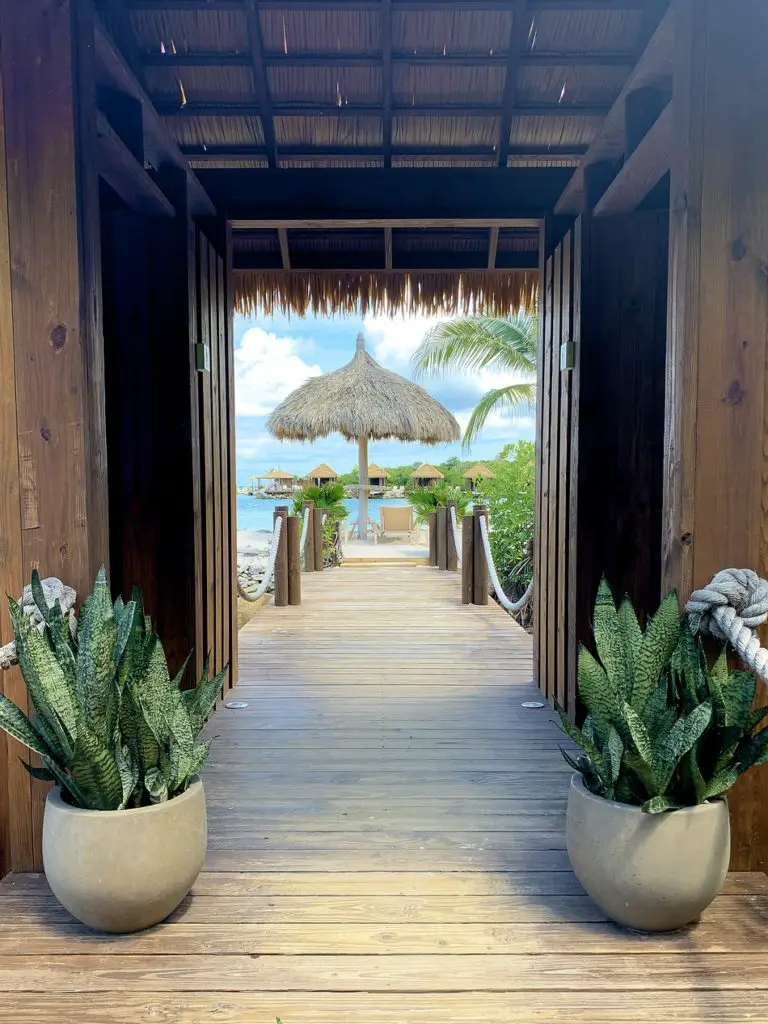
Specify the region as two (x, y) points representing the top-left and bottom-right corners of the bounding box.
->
(0, 564), (767, 1021)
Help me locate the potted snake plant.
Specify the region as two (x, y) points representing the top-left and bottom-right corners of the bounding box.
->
(0, 568), (226, 933)
(560, 579), (768, 932)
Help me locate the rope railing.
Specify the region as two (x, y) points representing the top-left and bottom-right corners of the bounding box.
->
(686, 569), (768, 683)
(299, 506), (310, 557)
(238, 515), (283, 603)
(449, 506), (463, 566)
(477, 514), (534, 615)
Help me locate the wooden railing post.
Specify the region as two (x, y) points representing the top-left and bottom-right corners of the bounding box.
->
(461, 514), (474, 605)
(428, 511), (437, 566)
(273, 505), (289, 606)
(445, 500), (458, 572)
(301, 499), (315, 571)
(287, 515), (302, 605)
(312, 507), (324, 571)
(473, 505), (488, 605)
(435, 506), (448, 570)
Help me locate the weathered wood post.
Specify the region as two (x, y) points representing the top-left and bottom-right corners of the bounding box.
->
(461, 515), (474, 605)
(273, 505), (289, 606)
(428, 512), (437, 566)
(301, 500), (315, 571)
(435, 506), (448, 570)
(286, 515), (302, 606)
(445, 500), (458, 572)
(473, 504), (488, 605)
(312, 507), (324, 571)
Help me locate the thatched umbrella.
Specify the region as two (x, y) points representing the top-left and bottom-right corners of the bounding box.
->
(267, 332), (460, 539)
(411, 463), (445, 488)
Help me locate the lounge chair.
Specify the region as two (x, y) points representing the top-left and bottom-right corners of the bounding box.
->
(379, 505), (420, 544)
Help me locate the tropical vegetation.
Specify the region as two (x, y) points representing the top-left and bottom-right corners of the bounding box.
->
(407, 482), (472, 525)
(0, 569), (226, 811)
(411, 313), (537, 447)
(292, 482), (349, 566)
(560, 580), (768, 813)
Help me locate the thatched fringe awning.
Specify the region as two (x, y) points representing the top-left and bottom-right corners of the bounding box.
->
(234, 269), (538, 319)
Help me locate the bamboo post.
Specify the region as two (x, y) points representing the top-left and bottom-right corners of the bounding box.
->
(473, 504), (488, 605)
(313, 507), (324, 571)
(273, 505), (289, 606)
(428, 511), (437, 566)
(301, 500), (315, 571)
(287, 515), (302, 606)
(462, 514), (474, 605)
(435, 506), (448, 571)
(445, 499), (458, 572)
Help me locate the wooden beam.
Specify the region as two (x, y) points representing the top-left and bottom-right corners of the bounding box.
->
(94, 18), (215, 216)
(158, 101), (611, 118)
(183, 143), (587, 162)
(103, 0), (146, 86)
(277, 228), (291, 270)
(592, 101), (672, 217)
(498, 1), (530, 167)
(384, 227), (393, 270)
(234, 255), (538, 271)
(487, 226), (500, 269)
(232, 218), (539, 229)
(127, 0), (647, 10)
(142, 50), (635, 69)
(555, 4), (675, 214)
(96, 111), (175, 218)
(382, 0), (393, 168)
(197, 168), (572, 222)
(243, 0), (278, 167)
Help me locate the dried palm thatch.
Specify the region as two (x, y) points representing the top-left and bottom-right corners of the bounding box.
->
(308, 463), (339, 480)
(463, 463), (495, 480)
(368, 463), (390, 479)
(261, 469), (294, 481)
(411, 463), (444, 480)
(235, 269), (538, 318)
(268, 335), (459, 445)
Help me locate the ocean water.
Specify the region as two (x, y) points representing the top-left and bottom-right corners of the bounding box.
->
(236, 493), (410, 533)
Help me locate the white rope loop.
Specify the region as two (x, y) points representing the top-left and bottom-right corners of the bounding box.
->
(478, 514), (534, 614)
(238, 516), (283, 603)
(449, 505), (463, 566)
(686, 569), (768, 682)
(299, 507), (310, 558)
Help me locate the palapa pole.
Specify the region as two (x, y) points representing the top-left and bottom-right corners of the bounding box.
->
(435, 506), (448, 571)
(445, 499), (458, 572)
(428, 512), (437, 566)
(301, 499), (315, 571)
(461, 514), (474, 605)
(355, 332), (370, 542)
(473, 504), (488, 605)
(313, 507), (324, 571)
(273, 505), (289, 606)
(287, 515), (302, 606)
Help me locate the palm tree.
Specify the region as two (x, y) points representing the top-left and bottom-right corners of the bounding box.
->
(410, 313), (537, 448)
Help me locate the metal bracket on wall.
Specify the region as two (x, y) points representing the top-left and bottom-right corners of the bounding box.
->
(195, 342), (211, 372)
(560, 341), (575, 371)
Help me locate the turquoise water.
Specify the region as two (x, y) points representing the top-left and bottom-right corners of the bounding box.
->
(237, 493), (410, 532)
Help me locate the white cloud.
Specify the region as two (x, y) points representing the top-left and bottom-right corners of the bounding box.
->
(235, 327), (322, 416)
(235, 431), (272, 460)
(364, 313), (444, 369)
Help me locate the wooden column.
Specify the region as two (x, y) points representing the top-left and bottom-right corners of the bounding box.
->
(473, 506), (488, 605)
(312, 507), (324, 571)
(286, 515), (302, 606)
(273, 506), (289, 606)
(301, 500), (316, 571)
(461, 515), (474, 605)
(662, 0), (768, 872)
(446, 500), (458, 572)
(0, 0), (107, 871)
(428, 512), (437, 566)
(435, 507), (448, 571)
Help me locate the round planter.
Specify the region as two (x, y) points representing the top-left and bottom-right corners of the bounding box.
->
(566, 774), (729, 932)
(43, 778), (207, 933)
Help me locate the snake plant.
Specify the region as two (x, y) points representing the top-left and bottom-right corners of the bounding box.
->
(0, 568), (225, 811)
(559, 579), (768, 812)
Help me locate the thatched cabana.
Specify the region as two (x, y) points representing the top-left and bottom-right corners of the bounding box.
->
(368, 464), (390, 488)
(268, 332), (458, 537)
(464, 462), (495, 492)
(411, 464), (445, 488)
(308, 463), (339, 487)
(260, 469), (295, 492)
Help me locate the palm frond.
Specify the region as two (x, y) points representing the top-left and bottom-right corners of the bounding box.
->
(462, 383), (536, 448)
(411, 315), (538, 380)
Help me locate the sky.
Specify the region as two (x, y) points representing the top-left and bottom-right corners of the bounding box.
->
(233, 309), (535, 484)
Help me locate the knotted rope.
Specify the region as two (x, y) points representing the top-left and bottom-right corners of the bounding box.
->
(686, 569), (768, 682)
(477, 515), (534, 615)
(238, 516), (283, 603)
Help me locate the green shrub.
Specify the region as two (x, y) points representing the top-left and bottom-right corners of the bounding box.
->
(0, 568), (225, 811)
(407, 482), (472, 525)
(560, 579), (768, 812)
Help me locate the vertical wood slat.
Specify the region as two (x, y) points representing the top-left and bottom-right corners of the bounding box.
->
(209, 245), (223, 674)
(435, 507), (447, 571)
(273, 505), (289, 606)
(218, 220), (238, 689)
(532, 222), (547, 693)
(536, 257), (554, 701)
(461, 515), (474, 605)
(216, 254), (232, 687)
(473, 506), (488, 606)
(546, 250), (562, 703)
(556, 233), (573, 711)
(567, 218), (583, 720)
(198, 236), (215, 670)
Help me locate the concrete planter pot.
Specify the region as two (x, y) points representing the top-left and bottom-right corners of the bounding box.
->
(566, 774), (729, 932)
(42, 778), (207, 933)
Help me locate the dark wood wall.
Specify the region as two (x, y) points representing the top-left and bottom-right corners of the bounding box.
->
(535, 212), (668, 720)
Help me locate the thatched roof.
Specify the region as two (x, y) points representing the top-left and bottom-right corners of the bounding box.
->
(261, 469), (294, 480)
(411, 463), (444, 480)
(368, 464), (390, 478)
(267, 333), (460, 444)
(308, 463), (339, 479)
(464, 463), (496, 479)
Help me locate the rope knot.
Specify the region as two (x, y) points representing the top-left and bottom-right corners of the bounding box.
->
(686, 568), (768, 640)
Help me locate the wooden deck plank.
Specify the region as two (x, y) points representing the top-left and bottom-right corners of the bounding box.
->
(0, 565), (764, 1018)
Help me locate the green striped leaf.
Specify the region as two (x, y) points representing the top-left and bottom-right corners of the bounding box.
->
(75, 567), (119, 744)
(642, 795), (683, 814)
(656, 701), (712, 790)
(577, 646), (620, 742)
(593, 579), (630, 698)
(616, 597), (643, 686)
(0, 694), (54, 760)
(630, 591), (681, 713)
(68, 725), (124, 811)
